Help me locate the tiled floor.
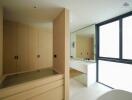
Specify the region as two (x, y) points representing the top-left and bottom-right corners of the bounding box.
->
(70, 79), (112, 100)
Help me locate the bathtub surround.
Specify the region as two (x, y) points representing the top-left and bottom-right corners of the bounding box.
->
(0, 68), (57, 89)
(0, 6), (3, 78)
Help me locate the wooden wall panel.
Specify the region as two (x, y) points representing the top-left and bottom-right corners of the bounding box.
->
(29, 86), (63, 100)
(0, 6), (3, 77)
(64, 9), (70, 100)
(3, 20), (53, 74)
(88, 37), (94, 59)
(53, 9), (70, 100)
(76, 35), (94, 59)
(76, 35), (89, 58)
(3, 21), (17, 74)
(28, 27), (38, 70)
(38, 28), (53, 69)
(53, 9), (66, 74)
(17, 23), (29, 72)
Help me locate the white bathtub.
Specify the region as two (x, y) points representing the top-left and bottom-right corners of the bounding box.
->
(97, 89), (132, 100)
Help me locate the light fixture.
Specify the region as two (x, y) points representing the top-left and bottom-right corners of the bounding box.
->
(123, 2), (130, 7)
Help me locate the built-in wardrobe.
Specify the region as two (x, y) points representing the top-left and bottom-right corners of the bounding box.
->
(3, 21), (53, 74)
(0, 8), (69, 100)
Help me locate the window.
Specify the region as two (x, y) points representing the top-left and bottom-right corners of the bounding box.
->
(99, 60), (132, 92)
(96, 11), (132, 92)
(99, 21), (119, 58)
(123, 16), (132, 59)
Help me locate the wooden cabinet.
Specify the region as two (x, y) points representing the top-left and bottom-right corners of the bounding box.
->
(38, 29), (53, 69)
(4, 22), (30, 74)
(17, 24), (29, 72)
(3, 22), (17, 74)
(3, 21), (53, 75)
(28, 27), (38, 70)
(0, 75), (64, 100)
(29, 86), (63, 100)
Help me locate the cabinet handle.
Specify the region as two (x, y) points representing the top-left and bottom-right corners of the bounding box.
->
(14, 56), (18, 60)
(37, 55), (40, 58)
(14, 56), (17, 59)
(16, 56), (19, 60)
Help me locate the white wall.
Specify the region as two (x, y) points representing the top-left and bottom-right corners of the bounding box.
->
(0, 6), (3, 77)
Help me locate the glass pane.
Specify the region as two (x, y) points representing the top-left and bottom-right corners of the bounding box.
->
(123, 15), (132, 59)
(99, 60), (132, 92)
(99, 21), (119, 58)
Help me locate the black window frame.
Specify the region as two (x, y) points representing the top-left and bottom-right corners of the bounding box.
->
(96, 11), (132, 88)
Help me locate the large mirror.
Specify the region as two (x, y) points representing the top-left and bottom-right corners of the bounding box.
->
(70, 25), (96, 86)
(70, 25), (96, 61)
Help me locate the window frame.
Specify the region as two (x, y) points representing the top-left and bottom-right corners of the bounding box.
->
(99, 20), (120, 58)
(96, 11), (132, 88)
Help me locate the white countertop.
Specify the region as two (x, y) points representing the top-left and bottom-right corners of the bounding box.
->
(70, 58), (96, 73)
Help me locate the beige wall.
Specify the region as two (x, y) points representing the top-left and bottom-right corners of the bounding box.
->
(0, 6), (3, 77)
(3, 20), (53, 74)
(76, 35), (93, 59)
(53, 9), (70, 100)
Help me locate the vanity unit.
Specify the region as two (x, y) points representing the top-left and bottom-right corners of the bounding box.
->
(70, 59), (96, 86)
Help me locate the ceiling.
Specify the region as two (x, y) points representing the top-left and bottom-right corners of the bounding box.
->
(0, 0), (132, 32)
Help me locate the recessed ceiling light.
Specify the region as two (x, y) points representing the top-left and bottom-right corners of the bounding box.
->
(123, 2), (130, 7)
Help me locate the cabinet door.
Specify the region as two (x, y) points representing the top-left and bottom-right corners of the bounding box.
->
(38, 29), (53, 69)
(17, 24), (29, 72)
(28, 27), (38, 70)
(3, 21), (17, 74)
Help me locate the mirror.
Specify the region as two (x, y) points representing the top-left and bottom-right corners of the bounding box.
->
(70, 25), (96, 61)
